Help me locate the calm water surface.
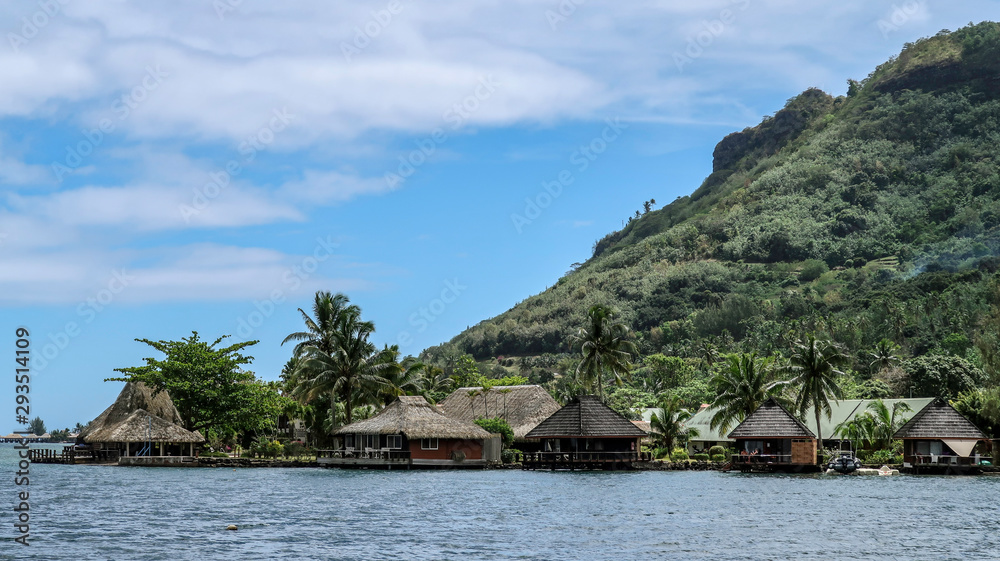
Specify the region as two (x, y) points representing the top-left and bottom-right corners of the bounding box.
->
(2, 444), (998, 560)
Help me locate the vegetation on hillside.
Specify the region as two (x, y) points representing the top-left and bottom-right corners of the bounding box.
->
(417, 23), (1000, 436)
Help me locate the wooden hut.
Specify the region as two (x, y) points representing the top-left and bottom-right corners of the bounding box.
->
(438, 384), (561, 452)
(321, 396), (500, 469)
(893, 398), (991, 474)
(727, 398), (818, 472)
(522, 395), (647, 470)
(78, 382), (204, 462)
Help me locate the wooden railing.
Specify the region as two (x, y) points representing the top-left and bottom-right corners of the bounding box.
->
(317, 449), (411, 461)
(731, 453), (793, 464)
(912, 454), (992, 466)
(522, 451), (644, 463)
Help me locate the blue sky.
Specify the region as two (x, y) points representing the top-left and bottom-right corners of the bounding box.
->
(2, 1), (996, 431)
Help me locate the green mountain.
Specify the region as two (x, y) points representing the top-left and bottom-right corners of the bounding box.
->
(427, 22), (1000, 390)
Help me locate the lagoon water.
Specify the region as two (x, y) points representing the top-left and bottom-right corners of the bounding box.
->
(2, 444), (999, 560)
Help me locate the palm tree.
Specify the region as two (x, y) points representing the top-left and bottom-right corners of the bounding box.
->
(709, 352), (787, 436)
(864, 399), (912, 450)
(283, 292), (396, 426)
(571, 304), (637, 400)
(787, 334), (847, 446)
(649, 395), (699, 452)
(869, 339), (900, 375)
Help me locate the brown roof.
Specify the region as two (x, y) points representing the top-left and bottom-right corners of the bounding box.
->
(525, 395), (647, 439)
(438, 385), (561, 440)
(84, 409), (205, 443)
(727, 398), (816, 439)
(80, 381), (185, 439)
(892, 398), (987, 439)
(334, 396), (492, 440)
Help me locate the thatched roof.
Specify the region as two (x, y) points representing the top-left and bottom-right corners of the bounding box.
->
(525, 395), (647, 439)
(84, 409), (205, 443)
(438, 385), (561, 440)
(335, 396), (492, 440)
(80, 381), (202, 444)
(893, 398), (987, 440)
(80, 381), (185, 439)
(728, 398), (816, 439)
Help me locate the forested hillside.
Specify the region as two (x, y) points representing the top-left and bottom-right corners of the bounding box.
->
(422, 23), (1000, 422)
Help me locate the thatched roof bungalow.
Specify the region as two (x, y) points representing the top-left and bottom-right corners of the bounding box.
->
(893, 398), (991, 473)
(523, 395), (647, 469)
(81, 382), (203, 457)
(438, 384), (560, 451)
(322, 396), (499, 469)
(727, 398), (818, 470)
(664, 398), (934, 454)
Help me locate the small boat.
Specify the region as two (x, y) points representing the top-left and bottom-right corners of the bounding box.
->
(827, 452), (863, 474)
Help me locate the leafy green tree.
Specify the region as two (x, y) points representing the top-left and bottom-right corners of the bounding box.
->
(903, 355), (985, 399)
(787, 334), (847, 445)
(453, 354), (481, 388)
(710, 352), (786, 436)
(475, 417), (514, 447)
(649, 395), (699, 451)
(572, 304), (637, 400)
(109, 332), (288, 436)
(28, 416), (46, 436)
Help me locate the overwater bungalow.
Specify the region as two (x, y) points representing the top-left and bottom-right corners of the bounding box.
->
(32, 381), (204, 465)
(438, 384), (561, 452)
(522, 395), (648, 470)
(727, 398), (819, 472)
(666, 398), (934, 455)
(319, 396), (500, 469)
(893, 398), (992, 474)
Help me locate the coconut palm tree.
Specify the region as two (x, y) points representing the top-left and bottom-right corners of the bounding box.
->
(709, 352), (787, 436)
(869, 338), (900, 375)
(649, 394), (699, 452)
(572, 304), (637, 400)
(787, 334), (847, 446)
(283, 292), (396, 426)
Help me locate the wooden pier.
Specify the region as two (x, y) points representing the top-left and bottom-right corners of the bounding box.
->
(28, 446), (120, 465)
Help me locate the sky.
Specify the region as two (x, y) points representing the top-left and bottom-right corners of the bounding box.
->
(1, 0), (996, 432)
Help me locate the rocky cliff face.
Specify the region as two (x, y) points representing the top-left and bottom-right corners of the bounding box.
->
(712, 88), (834, 173)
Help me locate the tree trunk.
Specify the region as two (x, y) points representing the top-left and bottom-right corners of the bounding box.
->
(815, 406), (823, 461)
(345, 383), (353, 426)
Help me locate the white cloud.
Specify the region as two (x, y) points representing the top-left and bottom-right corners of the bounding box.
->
(280, 169), (395, 205)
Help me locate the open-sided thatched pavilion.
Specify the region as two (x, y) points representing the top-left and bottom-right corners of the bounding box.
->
(320, 396), (500, 469)
(78, 381), (204, 461)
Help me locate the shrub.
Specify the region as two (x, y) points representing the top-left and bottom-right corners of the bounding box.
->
(475, 418), (515, 447)
(501, 448), (521, 464)
(711, 454), (727, 462)
(692, 453), (710, 461)
(866, 448), (901, 465)
(670, 448), (689, 462)
(708, 445), (728, 457)
(799, 259), (829, 282)
(200, 451), (228, 458)
(284, 441), (305, 458)
(652, 446), (671, 460)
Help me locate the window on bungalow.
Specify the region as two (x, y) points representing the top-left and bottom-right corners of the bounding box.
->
(386, 435), (402, 449)
(345, 434), (354, 448)
(421, 438), (438, 450)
